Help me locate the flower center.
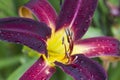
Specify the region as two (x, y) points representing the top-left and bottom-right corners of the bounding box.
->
(46, 28), (74, 64)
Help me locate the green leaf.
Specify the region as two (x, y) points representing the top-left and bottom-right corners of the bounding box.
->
(109, 0), (119, 5)
(83, 27), (104, 39)
(0, 41), (22, 57)
(0, 0), (29, 18)
(0, 0), (17, 17)
(0, 56), (21, 69)
(48, 0), (60, 12)
(7, 58), (37, 80)
(108, 62), (120, 80)
(22, 46), (40, 57)
(50, 67), (73, 80)
(93, 9), (101, 27)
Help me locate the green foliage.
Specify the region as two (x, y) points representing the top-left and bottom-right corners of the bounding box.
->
(108, 62), (120, 80)
(50, 67), (73, 80)
(7, 58), (37, 80)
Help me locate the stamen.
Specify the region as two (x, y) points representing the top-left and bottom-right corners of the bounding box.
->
(65, 29), (70, 43)
(63, 28), (74, 63)
(72, 56), (78, 63)
(62, 37), (67, 54)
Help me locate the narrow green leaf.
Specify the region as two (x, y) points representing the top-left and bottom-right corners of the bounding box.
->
(0, 56), (21, 69)
(50, 67), (73, 80)
(108, 62), (120, 80)
(83, 27), (104, 39)
(7, 58), (37, 80)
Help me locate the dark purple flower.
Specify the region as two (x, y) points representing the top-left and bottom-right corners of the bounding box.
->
(0, 0), (120, 80)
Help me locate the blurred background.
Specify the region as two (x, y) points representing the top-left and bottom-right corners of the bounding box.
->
(0, 0), (120, 80)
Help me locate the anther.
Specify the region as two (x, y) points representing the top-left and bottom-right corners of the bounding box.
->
(62, 37), (64, 44)
(62, 37), (67, 55)
(63, 28), (74, 63)
(65, 29), (70, 43)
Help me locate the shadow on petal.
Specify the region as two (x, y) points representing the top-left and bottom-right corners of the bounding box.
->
(55, 54), (107, 80)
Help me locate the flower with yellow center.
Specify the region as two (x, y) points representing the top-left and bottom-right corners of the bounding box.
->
(0, 0), (120, 80)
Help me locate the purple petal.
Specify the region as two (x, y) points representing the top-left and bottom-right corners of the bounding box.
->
(73, 37), (120, 58)
(24, 0), (57, 27)
(0, 17), (51, 53)
(55, 54), (107, 80)
(20, 56), (56, 80)
(56, 0), (98, 41)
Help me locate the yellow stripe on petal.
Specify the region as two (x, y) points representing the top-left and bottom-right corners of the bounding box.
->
(72, 44), (91, 55)
(100, 56), (120, 62)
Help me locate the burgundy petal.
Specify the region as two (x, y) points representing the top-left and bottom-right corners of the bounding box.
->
(20, 56), (56, 80)
(73, 37), (120, 58)
(55, 54), (107, 80)
(24, 0), (57, 27)
(56, 0), (98, 41)
(0, 17), (51, 53)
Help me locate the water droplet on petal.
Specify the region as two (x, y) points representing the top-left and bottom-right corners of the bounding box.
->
(97, 44), (100, 46)
(83, 28), (87, 32)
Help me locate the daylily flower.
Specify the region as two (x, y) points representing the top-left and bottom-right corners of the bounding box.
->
(0, 0), (120, 80)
